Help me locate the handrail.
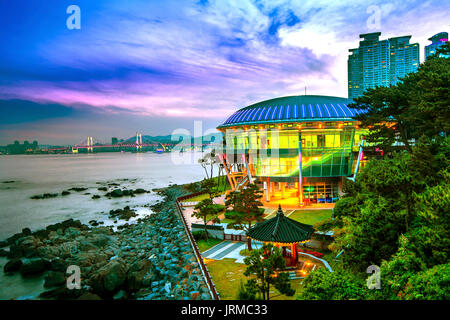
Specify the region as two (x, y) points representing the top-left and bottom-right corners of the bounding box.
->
(175, 197), (220, 300)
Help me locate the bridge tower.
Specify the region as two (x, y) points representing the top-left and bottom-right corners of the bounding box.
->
(136, 132), (143, 151)
(87, 136), (94, 153)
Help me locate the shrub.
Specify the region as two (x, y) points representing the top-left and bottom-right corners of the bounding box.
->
(192, 230), (207, 240)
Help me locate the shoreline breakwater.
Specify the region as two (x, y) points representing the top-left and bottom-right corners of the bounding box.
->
(0, 184), (212, 300)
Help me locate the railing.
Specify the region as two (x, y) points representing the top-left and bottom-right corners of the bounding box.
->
(175, 197), (220, 300)
(223, 233), (247, 242)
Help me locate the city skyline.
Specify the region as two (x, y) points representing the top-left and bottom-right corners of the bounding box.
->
(0, 0), (449, 144)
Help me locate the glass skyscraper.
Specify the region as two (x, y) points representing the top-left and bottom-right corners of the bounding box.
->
(348, 32), (419, 100)
(425, 32), (448, 60)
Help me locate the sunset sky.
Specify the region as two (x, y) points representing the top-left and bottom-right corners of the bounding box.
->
(0, 0), (448, 144)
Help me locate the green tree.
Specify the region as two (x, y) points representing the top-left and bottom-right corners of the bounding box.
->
(200, 178), (220, 200)
(243, 244), (295, 300)
(349, 47), (450, 152)
(237, 280), (258, 300)
(193, 198), (216, 241)
(298, 268), (366, 300)
(225, 183), (264, 250)
(402, 263), (450, 300)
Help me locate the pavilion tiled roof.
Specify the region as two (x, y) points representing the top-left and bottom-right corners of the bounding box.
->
(247, 205), (314, 244)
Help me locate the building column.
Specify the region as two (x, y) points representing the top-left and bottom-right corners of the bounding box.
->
(266, 177), (271, 202)
(264, 181), (269, 202)
(298, 136), (304, 207)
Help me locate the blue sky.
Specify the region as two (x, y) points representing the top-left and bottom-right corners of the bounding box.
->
(0, 0), (448, 144)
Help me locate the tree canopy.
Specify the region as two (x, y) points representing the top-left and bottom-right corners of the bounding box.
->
(349, 43), (450, 153)
(301, 53), (450, 300)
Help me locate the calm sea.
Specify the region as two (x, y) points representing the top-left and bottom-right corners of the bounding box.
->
(0, 151), (206, 299)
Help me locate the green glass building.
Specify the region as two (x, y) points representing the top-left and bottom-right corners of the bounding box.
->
(217, 95), (368, 206)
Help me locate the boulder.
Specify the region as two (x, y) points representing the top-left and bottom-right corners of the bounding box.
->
(90, 259), (127, 294)
(49, 257), (67, 272)
(126, 259), (153, 291)
(64, 227), (81, 237)
(113, 290), (128, 300)
(110, 189), (123, 197)
(20, 258), (47, 276)
(78, 293), (102, 300)
(44, 271), (66, 288)
(8, 244), (22, 259)
(4, 259), (22, 273)
(6, 232), (23, 245)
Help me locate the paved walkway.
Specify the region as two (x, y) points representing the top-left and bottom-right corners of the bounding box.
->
(202, 240), (263, 263)
(180, 195), (225, 229)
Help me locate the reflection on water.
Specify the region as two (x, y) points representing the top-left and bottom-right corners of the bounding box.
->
(0, 257), (45, 300)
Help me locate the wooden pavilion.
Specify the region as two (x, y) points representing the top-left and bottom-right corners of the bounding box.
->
(247, 205), (314, 267)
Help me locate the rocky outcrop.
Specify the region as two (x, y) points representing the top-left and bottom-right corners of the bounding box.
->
(90, 258), (127, 294)
(4, 259), (22, 273)
(20, 258), (47, 276)
(44, 271), (66, 288)
(1, 184), (212, 300)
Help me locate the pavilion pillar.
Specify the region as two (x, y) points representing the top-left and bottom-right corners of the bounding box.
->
(294, 243), (298, 263)
(266, 177), (270, 202)
(298, 137), (304, 207)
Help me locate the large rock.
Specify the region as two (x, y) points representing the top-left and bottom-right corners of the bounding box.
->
(4, 259), (22, 273)
(44, 271), (66, 288)
(126, 259), (154, 291)
(8, 244), (23, 259)
(72, 251), (108, 267)
(90, 259), (127, 294)
(49, 257), (67, 272)
(20, 258), (47, 276)
(78, 293), (102, 300)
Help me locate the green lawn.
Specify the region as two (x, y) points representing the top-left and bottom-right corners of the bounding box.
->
(288, 209), (332, 226)
(197, 238), (223, 252)
(187, 193), (210, 202)
(206, 258), (302, 300)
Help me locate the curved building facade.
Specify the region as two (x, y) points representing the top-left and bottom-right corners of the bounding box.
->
(217, 95), (368, 207)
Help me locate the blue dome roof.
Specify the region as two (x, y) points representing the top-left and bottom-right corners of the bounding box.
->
(218, 95), (366, 128)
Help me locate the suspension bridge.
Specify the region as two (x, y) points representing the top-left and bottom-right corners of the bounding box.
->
(42, 132), (215, 153)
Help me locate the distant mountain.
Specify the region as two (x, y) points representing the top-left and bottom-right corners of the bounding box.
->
(121, 133), (223, 145)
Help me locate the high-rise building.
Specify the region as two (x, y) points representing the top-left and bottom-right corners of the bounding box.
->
(348, 32), (419, 100)
(425, 32), (448, 60)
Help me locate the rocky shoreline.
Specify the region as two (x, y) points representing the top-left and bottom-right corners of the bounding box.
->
(0, 184), (211, 300)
